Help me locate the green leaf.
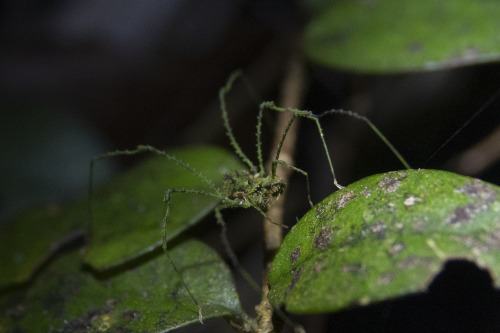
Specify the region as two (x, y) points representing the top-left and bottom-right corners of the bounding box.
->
(84, 145), (243, 270)
(304, 0), (500, 73)
(0, 239), (248, 332)
(0, 200), (86, 290)
(269, 169), (500, 313)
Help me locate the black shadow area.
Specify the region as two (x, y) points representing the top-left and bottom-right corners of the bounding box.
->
(325, 260), (500, 332)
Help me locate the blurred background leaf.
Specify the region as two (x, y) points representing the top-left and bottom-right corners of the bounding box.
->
(303, 0), (500, 73)
(0, 200), (85, 289)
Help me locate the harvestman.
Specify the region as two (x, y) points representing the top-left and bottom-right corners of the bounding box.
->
(89, 70), (411, 323)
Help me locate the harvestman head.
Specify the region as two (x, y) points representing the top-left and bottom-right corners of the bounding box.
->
(88, 70), (411, 325)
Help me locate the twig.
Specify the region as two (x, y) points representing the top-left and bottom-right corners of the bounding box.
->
(255, 52), (306, 332)
(447, 124), (500, 175)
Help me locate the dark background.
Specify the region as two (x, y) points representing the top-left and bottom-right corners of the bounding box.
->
(1, 1), (500, 332)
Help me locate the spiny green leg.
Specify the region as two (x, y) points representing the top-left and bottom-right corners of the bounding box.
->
(247, 200), (289, 229)
(214, 206), (260, 293)
(271, 112), (298, 179)
(261, 102), (412, 190)
(260, 101), (345, 190)
(273, 159), (313, 208)
(256, 100), (265, 175)
(163, 188), (223, 324)
(89, 145), (223, 324)
(89, 145), (220, 198)
(222, 70), (265, 174)
(318, 109), (411, 170)
(264, 111), (314, 206)
(219, 70), (257, 172)
(88, 144), (222, 240)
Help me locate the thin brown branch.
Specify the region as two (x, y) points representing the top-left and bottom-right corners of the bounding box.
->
(447, 124), (500, 175)
(255, 52), (306, 333)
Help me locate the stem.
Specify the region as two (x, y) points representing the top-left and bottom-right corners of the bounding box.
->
(256, 52), (305, 332)
(448, 124), (500, 175)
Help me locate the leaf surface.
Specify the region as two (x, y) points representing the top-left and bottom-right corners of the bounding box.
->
(0, 146), (243, 290)
(269, 169), (500, 313)
(85, 145), (243, 270)
(0, 200), (86, 289)
(304, 0), (500, 73)
(0, 239), (247, 332)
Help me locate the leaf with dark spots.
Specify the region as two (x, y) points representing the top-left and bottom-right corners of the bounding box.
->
(446, 181), (498, 225)
(269, 169), (500, 313)
(0, 240), (245, 332)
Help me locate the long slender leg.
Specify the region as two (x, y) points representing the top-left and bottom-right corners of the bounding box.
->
(261, 101), (411, 190)
(215, 206), (297, 331)
(256, 100), (265, 175)
(273, 159), (313, 207)
(259, 101), (344, 189)
(317, 109), (411, 170)
(162, 188), (223, 324)
(219, 70), (257, 172)
(261, 109), (313, 206)
(247, 201), (289, 229)
(271, 113), (298, 179)
(162, 188), (221, 249)
(90, 145), (220, 196)
(89, 145), (223, 324)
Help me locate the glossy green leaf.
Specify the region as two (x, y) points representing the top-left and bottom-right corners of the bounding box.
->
(269, 169), (500, 313)
(304, 0), (500, 73)
(0, 239), (248, 332)
(84, 145), (243, 270)
(0, 200), (86, 290)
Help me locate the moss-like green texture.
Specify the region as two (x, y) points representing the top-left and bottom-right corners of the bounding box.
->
(269, 169), (500, 313)
(0, 240), (244, 332)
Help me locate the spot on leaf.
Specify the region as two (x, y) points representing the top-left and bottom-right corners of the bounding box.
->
(446, 180), (498, 226)
(313, 227), (333, 249)
(377, 175), (404, 193)
(369, 221), (386, 239)
(376, 271), (395, 286)
(387, 242), (405, 257)
(341, 263), (367, 277)
(456, 179), (498, 203)
(404, 195), (423, 209)
(287, 268), (303, 293)
(337, 191), (356, 209)
(290, 247), (301, 265)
